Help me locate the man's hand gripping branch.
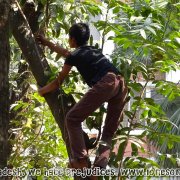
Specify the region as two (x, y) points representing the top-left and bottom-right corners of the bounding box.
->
(35, 34), (72, 96)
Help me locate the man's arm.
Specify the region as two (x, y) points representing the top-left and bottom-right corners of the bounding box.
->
(38, 64), (72, 96)
(36, 35), (70, 58)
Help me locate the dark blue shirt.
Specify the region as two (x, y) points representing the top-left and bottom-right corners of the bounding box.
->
(65, 46), (119, 87)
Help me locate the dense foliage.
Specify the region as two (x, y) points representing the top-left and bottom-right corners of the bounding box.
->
(8, 0), (180, 179)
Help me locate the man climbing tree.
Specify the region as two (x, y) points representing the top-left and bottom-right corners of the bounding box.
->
(37, 23), (128, 174)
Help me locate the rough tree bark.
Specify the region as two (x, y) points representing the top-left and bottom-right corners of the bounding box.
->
(0, 0), (11, 169)
(10, 1), (74, 158)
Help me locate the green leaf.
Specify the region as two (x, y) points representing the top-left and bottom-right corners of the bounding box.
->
(131, 143), (138, 156)
(150, 23), (162, 29)
(170, 157), (177, 165)
(113, 135), (127, 141)
(113, 6), (120, 14)
(130, 16), (144, 22)
(175, 37), (180, 44)
(34, 107), (42, 113)
(30, 84), (38, 91)
(155, 46), (166, 52)
(115, 141), (127, 163)
(140, 29), (146, 39)
(137, 157), (159, 168)
(130, 82), (143, 92)
(141, 110), (149, 119)
(146, 26), (156, 35)
(124, 110), (133, 118)
(167, 141), (174, 149)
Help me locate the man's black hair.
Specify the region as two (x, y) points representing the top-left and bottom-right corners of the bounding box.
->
(69, 23), (90, 46)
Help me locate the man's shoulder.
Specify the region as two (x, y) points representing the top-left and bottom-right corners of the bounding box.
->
(70, 46), (92, 56)
(70, 45), (102, 58)
(70, 47), (82, 57)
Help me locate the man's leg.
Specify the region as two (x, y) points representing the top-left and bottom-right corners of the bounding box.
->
(102, 76), (128, 143)
(66, 73), (119, 163)
(94, 76), (128, 168)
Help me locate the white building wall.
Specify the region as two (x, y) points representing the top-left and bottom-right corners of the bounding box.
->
(166, 70), (180, 83)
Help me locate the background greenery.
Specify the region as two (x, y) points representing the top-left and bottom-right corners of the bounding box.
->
(8, 0), (180, 179)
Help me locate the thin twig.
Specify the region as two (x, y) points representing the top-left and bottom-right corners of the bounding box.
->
(117, 81), (148, 180)
(45, 0), (50, 31)
(161, 7), (172, 40)
(101, 0), (111, 51)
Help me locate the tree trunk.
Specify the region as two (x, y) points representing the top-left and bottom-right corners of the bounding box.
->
(10, 1), (74, 158)
(0, 0), (11, 169)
